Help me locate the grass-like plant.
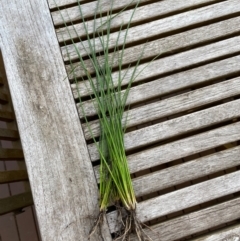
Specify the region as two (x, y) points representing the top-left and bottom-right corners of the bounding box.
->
(57, 0), (158, 240)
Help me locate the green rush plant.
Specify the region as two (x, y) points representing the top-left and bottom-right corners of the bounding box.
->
(57, 0), (159, 240)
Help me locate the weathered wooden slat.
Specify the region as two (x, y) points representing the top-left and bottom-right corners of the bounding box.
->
(191, 223), (240, 241)
(95, 105), (240, 179)
(94, 121), (240, 177)
(52, 0), (152, 24)
(88, 78), (240, 161)
(0, 91), (8, 104)
(133, 146), (240, 197)
(89, 95), (240, 161)
(0, 1), (111, 240)
(0, 110), (14, 122)
(0, 192), (33, 215)
(82, 60), (240, 140)
(0, 149), (24, 160)
(57, 0), (220, 42)
(0, 128), (19, 141)
(0, 170), (28, 184)
(74, 34), (240, 106)
(62, 0), (240, 61)
(80, 67), (240, 119)
(95, 144), (240, 189)
(126, 121), (240, 174)
(127, 197), (240, 240)
(125, 99), (240, 151)
(137, 170), (240, 223)
(69, 15), (240, 81)
(49, 0), (89, 9)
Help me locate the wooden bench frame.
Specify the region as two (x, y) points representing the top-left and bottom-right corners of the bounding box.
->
(1, 1), (240, 241)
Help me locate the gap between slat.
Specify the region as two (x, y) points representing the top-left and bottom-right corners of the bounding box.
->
(74, 35), (240, 107)
(56, 0), (220, 43)
(61, 0), (240, 61)
(93, 99), (240, 183)
(87, 77), (240, 161)
(68, 15), (240, 80)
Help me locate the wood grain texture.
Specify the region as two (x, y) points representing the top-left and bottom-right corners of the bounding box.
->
(0, 170), (28, 184)
(51, 0), (151, 24)
(0, 128), (19, 141)
(125, 121), (240, 174)
(0, 192), (33, 215)
(62, 0), (240, 61)
(190, 223), (240, 241)
(78, 37), (240, 117)
(123, 99), (240, 151)
(95, 145), (240, 194)
(128, 197), (240, 240)
(49, 0), (88, 9)
(0, 1), (112, 240)
(0, 149), (24, 161)
(57, 0), (219, 42)
(68, 15), (240, 81)
(133, 146), (240, 197)
(88, 77), (240, 161)
(91, 97), (240, 168)
(74, 34), (240, 105)
(137, 170), (240, 222)
(82, 56), (240, 139)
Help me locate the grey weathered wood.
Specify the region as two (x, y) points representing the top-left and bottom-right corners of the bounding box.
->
(0, 110), (15, 122)
(0, 170), (28, 184)
(96, 121), (240, 183)
(125, 121), (240, 174)
(137, 170), (240, 222)
(0, 149), (24, 161)
(133, 146), (240, 197)
(74, 35), (240, 105)
(79, 37), (240, 116)
(57, 0), (219, 42)
(127, 197), (240, 240)
(0, 128), (19, 141)
(125, 99), (240, 151)
(0, 192), (33, 215)
(82, 56), (240, 139)
(0, 90), (8, 104)
(190, 223), (240, 241)
(95, 144), (240, 193)
(49, 0), (88, 9)
(51, 0), (151, 24)
(106, 96), (240, 151)
(62, 0), (240, 60)
(0, 1), (111, 241)
(68, 15), (240, 81)
(89, 95), (240, 161)
(88, 77), (240, 161)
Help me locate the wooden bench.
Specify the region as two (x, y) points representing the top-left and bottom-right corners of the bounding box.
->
(1, 0), (240, 240)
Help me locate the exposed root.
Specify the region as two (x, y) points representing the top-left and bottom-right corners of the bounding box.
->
(114, 209), (153, 241)
(88, 211), (104, 241)
(89, 207), (157, 241)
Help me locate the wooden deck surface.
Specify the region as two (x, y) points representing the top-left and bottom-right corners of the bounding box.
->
(1, 0), (240, 240)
